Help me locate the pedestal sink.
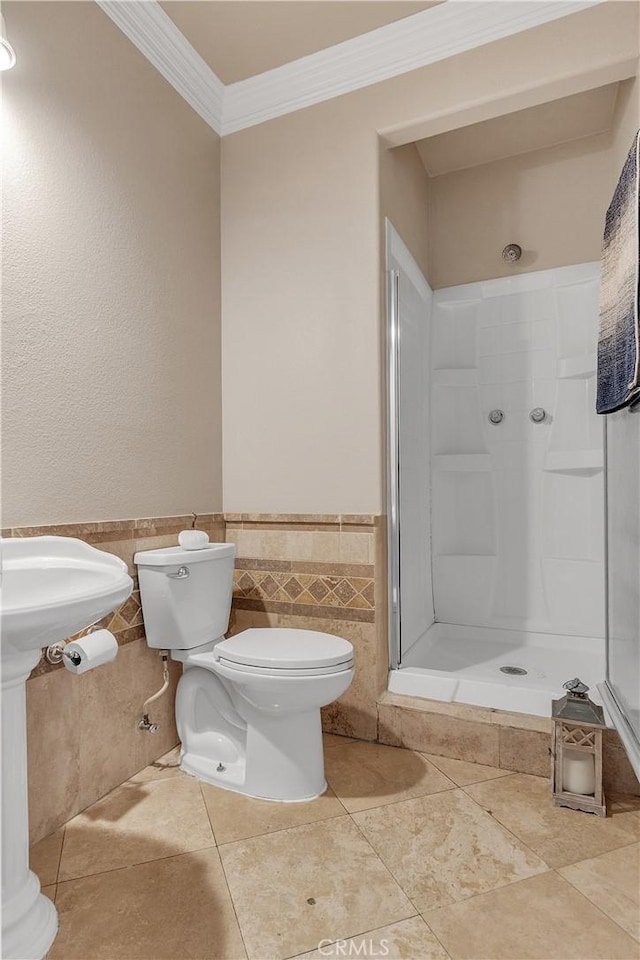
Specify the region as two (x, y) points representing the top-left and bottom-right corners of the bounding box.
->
(0, 537), (133, 960)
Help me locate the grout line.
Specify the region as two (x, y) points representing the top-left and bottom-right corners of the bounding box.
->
(459, 780), (640, 869)
(347, 808), (427, 913)
(215, 844), (251, 960)
(417, 915), (453, 960)
(198, 781), (219, 847)
(344, 808), (455, 958)
(419, 751), (514, 786)
(553, 868), (638, 943)
(551, 834), (640, 869)
(216, 812), (353, 850)
(280, 913), (424, 960)
(54, 826), (67, 885)
(56, 841), (219, 886)
(213, 806), (349, 848)
(458, 782), (554, 870)
(329, 789), (351, 817)
(327, 781), (459, 817)
(349, 785), (561, 918)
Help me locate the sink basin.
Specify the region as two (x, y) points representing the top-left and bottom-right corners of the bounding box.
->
(0, 536), (133, 656)
(0, 536), (133, 959)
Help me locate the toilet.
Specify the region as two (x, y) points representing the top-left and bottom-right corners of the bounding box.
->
(134, 542), (354, 802)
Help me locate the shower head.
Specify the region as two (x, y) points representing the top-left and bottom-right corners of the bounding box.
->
(502, 243), (522, 263)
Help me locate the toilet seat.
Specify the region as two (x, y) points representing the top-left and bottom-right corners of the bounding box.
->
(213, 628), (354, 675)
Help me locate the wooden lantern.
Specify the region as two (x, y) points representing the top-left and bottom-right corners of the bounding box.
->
(551, 678), (606, 817)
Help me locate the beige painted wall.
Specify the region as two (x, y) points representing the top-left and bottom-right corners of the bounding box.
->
(428, 131), (615, 289)
(428, 77), (640, 289)
(1, 2), (222, 527)
(379, 141), (431, 284)
(221, 2), (638, 515)
(610, 72), (640, 184)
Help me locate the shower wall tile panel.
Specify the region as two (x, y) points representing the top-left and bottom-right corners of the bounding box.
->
(430, 263), (604, 639)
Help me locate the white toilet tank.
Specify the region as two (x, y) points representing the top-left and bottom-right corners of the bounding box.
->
(134, 543), (235, 650)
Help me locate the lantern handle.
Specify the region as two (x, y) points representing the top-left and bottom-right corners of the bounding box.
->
(563, 678), (589, 697)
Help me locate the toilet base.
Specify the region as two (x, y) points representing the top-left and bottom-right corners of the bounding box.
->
(175, 660), (336, 802)
(181, 749), (328, 803)
(178, 700), (328, 802)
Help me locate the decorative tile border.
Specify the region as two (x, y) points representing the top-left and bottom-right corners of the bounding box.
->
(235, 558), (374, 577)
(224, 513), (377, 526)
(232, 549), (375, 624)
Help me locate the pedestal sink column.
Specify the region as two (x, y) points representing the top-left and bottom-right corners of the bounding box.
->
(2, 651), (58, 960)
(0, 534), (133, 958)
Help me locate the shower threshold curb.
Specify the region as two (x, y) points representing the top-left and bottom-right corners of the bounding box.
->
(375, 690), (640, 795)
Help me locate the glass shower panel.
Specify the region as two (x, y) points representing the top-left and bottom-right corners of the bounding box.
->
(386, 221), (434, 666)
(606, 405), (640, 760)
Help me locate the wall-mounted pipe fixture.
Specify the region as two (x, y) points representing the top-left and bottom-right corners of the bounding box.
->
(502, 243), (522, 263)
(0, 15), (16, 70)
(139, 650), (170, 732)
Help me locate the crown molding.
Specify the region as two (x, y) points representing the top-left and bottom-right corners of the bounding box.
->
(96, 0), (224, 135)
(96, 0), (604, 138)
(221, 0), (603, 135)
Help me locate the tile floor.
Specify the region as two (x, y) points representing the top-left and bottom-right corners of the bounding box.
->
(31, 735), (640, 960)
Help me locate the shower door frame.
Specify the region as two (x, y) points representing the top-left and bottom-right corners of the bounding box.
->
(386, 221), (401, 670)
(598, 404), (640, 780)
(385, 219), (433, 671)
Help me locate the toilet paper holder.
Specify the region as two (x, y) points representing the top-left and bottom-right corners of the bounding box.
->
(46, 625), (101, 666)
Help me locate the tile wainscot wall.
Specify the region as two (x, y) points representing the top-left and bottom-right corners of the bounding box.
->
(8, 511), (637, 843)
(4, 515), (225, 842)
(225, 513), (388, 742)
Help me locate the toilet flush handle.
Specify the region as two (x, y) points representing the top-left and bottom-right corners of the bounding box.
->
(167, 566), (190, 579)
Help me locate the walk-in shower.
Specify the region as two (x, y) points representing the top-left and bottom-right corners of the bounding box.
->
(386, 221), (608, 718)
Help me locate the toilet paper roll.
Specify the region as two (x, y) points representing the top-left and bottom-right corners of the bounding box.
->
(63, 630), (118, 675)
(178, 529), (210, 550)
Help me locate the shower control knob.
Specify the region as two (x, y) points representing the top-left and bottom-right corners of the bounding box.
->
(529, 407), (548, 423)
(488, 409), (505, 425)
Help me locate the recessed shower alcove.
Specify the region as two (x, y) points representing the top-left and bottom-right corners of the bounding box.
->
(384, 76), (640, 767)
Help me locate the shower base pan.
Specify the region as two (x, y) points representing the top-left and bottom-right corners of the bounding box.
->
(388, 622), (606, 718)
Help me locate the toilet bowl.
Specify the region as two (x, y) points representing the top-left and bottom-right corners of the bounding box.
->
(134, 543), (354, 802)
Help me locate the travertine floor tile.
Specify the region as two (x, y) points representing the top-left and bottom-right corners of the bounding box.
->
(323, 733), (356, 748)
(559, 843), (640, 942)
(30, 828), (64, 886)
(219, 815), (414, 959)
(59, 777), (214, 880)
(51, 848), (246, 959)
(422, 753), (511, 787)
(325, 741), (454, 813)
(292, 916), (450, 959)
(423, 872), (640, 959)
(353, 789), (547, 912)
(201, 781), (346, 843)
(465, 774), (639, 868)
(130, 745), (182, 782)
(42, 884), (56, 903)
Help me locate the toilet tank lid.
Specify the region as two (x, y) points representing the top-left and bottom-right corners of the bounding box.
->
(134, 543), (235, 566)
(214, 628), (353, 670)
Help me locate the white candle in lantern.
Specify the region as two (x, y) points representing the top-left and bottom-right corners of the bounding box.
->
(562, 748), (596, 795)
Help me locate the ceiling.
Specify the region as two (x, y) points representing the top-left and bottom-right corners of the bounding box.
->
(415, 82), (621, 177)
(160, 1), (439, 84)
